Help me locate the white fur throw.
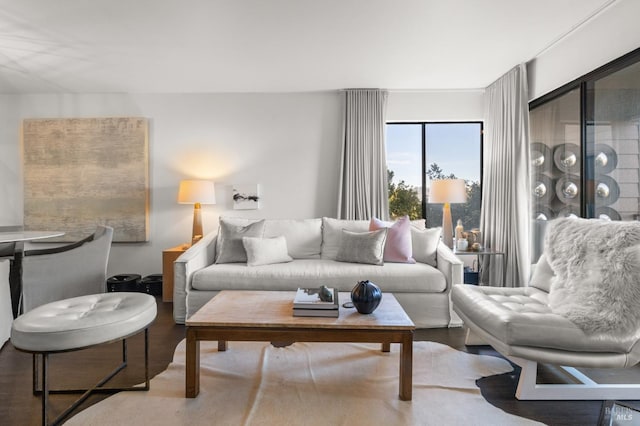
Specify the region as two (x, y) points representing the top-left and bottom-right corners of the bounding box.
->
(545, 218), (640, 338)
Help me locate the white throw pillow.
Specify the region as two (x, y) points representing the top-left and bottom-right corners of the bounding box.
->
(411, 227), (441, 267)
(335, 229), (388, 266)
(242, 236), (293, 267)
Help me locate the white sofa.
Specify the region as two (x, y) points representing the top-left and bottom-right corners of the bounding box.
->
(173, 217), (464, 328)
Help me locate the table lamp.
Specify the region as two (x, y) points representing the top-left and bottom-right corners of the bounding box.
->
(428, 179), (467, 248)
(178, 180), (216, 245)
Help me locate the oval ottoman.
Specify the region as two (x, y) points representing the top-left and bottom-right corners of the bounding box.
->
(11, 292), (157, 425)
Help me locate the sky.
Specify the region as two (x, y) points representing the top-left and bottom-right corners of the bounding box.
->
(386, 122), (481, 188)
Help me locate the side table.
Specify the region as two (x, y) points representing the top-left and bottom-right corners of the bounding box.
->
(162, 244), (190, 302)
(453, 248), (506, 286)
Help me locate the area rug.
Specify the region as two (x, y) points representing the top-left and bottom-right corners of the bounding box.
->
(67, 340), (541, 425)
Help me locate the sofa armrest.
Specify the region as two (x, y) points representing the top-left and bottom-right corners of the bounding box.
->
(436, 242), (464, 291)
(436, 242), (464, 327)
(173, 232), (217, 324)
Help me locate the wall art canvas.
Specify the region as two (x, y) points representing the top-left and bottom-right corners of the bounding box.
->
(232, 184), (260, 210)
(22, 117), (149, 242)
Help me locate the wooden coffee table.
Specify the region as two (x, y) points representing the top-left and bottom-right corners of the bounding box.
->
(185, 290), (415, 400)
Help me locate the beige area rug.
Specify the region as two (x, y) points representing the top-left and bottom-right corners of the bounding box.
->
(68, 340), (542, 425)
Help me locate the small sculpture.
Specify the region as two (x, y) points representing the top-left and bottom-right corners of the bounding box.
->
(351, 280), (382, 314)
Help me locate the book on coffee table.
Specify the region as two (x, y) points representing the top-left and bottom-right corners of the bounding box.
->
(293, 287), (339, 310)
(292, 307), (339, 317)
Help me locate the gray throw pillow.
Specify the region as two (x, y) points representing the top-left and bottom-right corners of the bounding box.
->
(215, 219), (266, 263)
(242, 236), (293, 267)
(335, 228), (388, 266)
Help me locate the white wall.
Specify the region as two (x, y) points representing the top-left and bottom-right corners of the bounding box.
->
(387, 90), (484, 122)
(528, 0), (640, 100)
(0, 90), (483, 277)
(0, 92), (344, 277)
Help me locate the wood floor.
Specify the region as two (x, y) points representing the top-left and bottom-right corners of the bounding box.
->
(0, 298), (637, 425)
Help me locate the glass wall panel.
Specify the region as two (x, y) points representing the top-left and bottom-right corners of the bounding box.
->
(529, 49), (640, 262)
(586, 61), (640, 221)
(529, 89), (580, 260)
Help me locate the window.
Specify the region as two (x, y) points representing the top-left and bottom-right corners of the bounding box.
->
(529, 47), (640, 260)
(386, 122), (483, 230)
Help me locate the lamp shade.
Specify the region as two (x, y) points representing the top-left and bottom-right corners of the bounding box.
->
(428, 179), (467, 204)
(178, 180), (216, 205)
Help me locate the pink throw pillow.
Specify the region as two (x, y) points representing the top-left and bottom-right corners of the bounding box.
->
(369, 216), (415, 264)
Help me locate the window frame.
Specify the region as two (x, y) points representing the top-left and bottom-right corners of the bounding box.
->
(385, 121), (484, 223)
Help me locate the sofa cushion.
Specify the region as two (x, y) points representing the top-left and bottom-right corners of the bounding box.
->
(263, 219), (322, 259)
(370, 216), (415, 264)
(219, 217), (322, 259)
(215, 219), (266, 264)
(321, 217), (370, 260)
(335, 229), (387, 266)
(411, 227), (441, 267)
(191, 259), (447, 293)
(242, 236), (293, 267)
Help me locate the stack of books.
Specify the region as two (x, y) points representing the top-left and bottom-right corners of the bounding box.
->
(292, 286), (339, 317)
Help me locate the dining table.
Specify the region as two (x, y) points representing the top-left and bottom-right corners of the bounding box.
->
(0, 230), (65, 318)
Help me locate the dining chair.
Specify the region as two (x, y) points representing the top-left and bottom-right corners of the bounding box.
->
(20, 225), (114, 313)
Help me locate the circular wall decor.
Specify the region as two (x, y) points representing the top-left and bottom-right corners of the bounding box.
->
(531, 142), (553, 173)
(555, 174), (581, 204)
(532, 173), (555, 203)
(533, 206), (555, 221)
(595, 206), (621, 221)
(594, 174), (620, 206)
(592, 143), (618, 174)
(557, 204), (580, 218)
(553, 143), (581, 173)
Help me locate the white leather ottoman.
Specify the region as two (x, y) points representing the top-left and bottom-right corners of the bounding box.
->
(11, 292), (157, 425)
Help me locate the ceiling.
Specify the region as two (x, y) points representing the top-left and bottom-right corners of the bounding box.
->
(0, 0), (619, 94)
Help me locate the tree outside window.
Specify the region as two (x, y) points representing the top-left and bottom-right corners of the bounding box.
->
(386, 122), (482, 231)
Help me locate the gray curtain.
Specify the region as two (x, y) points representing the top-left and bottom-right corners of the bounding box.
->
(338, 89), (389, 220)
(480, 64), (531, 287)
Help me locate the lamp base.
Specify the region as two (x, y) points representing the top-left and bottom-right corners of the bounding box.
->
(442, 203), (453, 248)
(192, 203), (203, 245)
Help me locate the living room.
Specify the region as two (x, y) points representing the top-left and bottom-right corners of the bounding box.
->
(2, 1), (640, 425)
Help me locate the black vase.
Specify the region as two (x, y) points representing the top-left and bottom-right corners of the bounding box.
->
(351, 280), (382, 314)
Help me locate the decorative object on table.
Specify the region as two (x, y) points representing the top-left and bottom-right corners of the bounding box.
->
(455, 219), (468, 251)
(351, 280), (382, 314)
(232, 184), (260, 210)
(428, 179), (467, 248)
(293, 286), (339, 317)
(471, 242), (483, 251)
(466, 229), (482, 246)
(22, 117), (149, 243)
(178, 179), (216, 245)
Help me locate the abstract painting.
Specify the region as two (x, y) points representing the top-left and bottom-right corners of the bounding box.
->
(22, 117), (149, 242)
(232, 184), (260, 210)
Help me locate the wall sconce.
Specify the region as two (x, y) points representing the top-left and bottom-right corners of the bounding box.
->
(428, 179), (467, 248)
(178, 180), (216, 245)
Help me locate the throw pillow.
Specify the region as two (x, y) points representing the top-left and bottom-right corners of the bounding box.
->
(411, 227), (441, 267)
(369, 216), (415, 263)
(545, 218), (640, 338)
(242, 236), (293, 267)
(335, 229), (388, 266)
(215, 219), (266, 264)
(321, 217), (371, 260)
